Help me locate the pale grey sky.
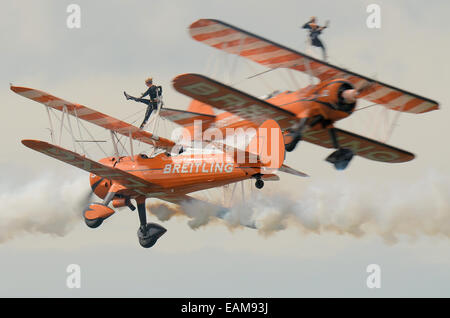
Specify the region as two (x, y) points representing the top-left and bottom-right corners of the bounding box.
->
(1, 0), (450, 297)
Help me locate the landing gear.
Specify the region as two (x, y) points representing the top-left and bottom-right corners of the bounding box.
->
(255, 179), (264, 189)
(136, 197), (166, 248)
(83, 203), (114, 229)
(326, 148), (354, 170)
(138, 223), (167, 248)
(84, 215), (103, 228)
(285, 129), (303, 152)
(83, 190), (116, 229)
(284, 118), (308, 152)
(325, 128), (354, 170)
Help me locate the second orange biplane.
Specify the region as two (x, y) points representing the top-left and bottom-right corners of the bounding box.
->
(160, 19), (439, 170)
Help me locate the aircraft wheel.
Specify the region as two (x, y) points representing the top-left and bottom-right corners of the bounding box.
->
(255, 179), (264, 189)
(139, 235), (158, 248)
(83, 203), (115, 229)
(137, 223), (167, 248)
(325, 148), (354, 170)
(284, 130), (302, 152)
(84, 217), (103, 229)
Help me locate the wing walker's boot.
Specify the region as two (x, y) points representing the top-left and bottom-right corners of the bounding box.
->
(124, 91), (136, 101)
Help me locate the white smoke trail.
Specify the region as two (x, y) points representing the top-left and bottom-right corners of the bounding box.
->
(149, 202), (181, 222)
(0, 175), (88, 243)
(148, 201), (222, 229)
(149, 171), (450, 244)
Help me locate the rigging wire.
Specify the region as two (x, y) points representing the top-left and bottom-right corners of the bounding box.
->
(228, 35), (245, 83)
(286, 69), (302, 90)
(383, 104), (406, 143)
(83, 108), (145, 155)
(353, 102), (379, 112)
(231, 60), (274, 92)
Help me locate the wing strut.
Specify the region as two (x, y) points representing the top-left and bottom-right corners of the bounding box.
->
(63, 105), (78, 153)
(45, 106), (55, 144)
(129, 129), (135, 160)
(72, 106), (87, 155)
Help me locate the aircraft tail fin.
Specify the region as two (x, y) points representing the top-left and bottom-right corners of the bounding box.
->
(187, 99), (215, 116)
(208, 119), (284, 169)
(245, 119), (285, 169)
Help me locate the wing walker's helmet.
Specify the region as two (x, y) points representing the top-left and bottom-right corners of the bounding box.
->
(145, 77), (153, 85)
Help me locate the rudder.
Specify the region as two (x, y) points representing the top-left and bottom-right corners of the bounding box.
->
(246, 119), (285, 169)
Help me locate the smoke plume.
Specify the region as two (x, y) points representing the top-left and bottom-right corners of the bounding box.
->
(3, 170), (450, 245)
(0, 175), (87, 243)
(148, 171), (450, 244)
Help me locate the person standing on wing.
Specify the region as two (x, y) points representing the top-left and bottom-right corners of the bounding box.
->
(124, 77), (162, 129)
(302, 16), (329, 61)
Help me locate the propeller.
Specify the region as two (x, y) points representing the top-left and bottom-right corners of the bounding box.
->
(342, 81), (377, 104)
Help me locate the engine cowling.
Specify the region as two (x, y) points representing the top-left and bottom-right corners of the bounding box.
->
(315, 80), (357, 113)
(89, 174), (111, 200)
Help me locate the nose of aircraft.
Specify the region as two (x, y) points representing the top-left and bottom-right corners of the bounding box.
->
(342, 89), (358, 104)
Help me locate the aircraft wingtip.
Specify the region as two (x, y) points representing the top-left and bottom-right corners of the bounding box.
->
(10, 85), (28, 94)
(21, 139), (35, 147)
(21, 139), (46, 149)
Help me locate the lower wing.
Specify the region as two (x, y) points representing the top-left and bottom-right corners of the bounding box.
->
(22, 139), (162, 196)
(302, 127), (414, 163)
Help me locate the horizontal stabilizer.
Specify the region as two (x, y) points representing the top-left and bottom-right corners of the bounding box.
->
(279, 164), (309, 177)
(261, 174), (280, 181)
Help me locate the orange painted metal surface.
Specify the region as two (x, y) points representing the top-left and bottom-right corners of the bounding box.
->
(84, 203), (115, 220)
(22, 128), (281, 200)
(172, 74), (415, 163)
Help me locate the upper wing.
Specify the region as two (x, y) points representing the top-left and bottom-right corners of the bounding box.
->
(11, 86), (176, 152)
(22, 139), (160, 196)
(189, 19), (439, 114)
(159, 107), (216, 127)
(173, 73), (296, 129)
(302, 127), (414, 163)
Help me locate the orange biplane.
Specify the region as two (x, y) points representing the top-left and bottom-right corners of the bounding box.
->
(11, 86), (305, 248)
(160, 19), (439, 170)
